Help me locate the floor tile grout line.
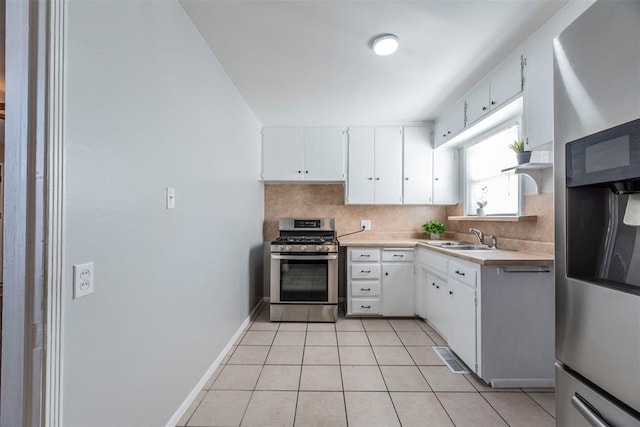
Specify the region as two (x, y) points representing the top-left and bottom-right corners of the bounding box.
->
(476, 389), (512, 426)
(431, 391), (458, 427)
(522, 390), (556, 419)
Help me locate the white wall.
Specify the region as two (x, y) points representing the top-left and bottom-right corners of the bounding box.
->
(63, 1), (263, 425)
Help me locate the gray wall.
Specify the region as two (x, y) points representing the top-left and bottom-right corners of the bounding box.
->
(63, 1), (263, 425)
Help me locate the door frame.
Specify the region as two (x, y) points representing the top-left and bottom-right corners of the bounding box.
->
(1, 0), (65, 426)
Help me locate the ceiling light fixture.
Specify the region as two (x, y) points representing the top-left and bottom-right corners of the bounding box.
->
(372, 34), (399, 56)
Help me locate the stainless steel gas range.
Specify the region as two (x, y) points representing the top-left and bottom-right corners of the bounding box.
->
(270, 218), (338, 322)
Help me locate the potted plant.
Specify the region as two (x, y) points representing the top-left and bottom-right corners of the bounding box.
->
(422, 220), (446, 240)
(509, 139), (531, 165)
(477, 200), (487, 216)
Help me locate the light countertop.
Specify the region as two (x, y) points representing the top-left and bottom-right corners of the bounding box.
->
(339, 238), (554, 266)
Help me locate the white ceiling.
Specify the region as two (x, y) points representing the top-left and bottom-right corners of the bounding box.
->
(180, 0), (568, 124)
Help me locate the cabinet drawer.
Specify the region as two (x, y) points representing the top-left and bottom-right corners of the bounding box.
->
(423, 251), (448, 275)
(351, 281), (381, 297)
(351, 264), (380, 279)
(351, 298), (381, 315)
(382, 249), (414, 262)
(449, 262), (477, 287)
(350, 248), (380, 262)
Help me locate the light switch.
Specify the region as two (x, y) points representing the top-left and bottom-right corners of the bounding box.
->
(166, 187), (176, 209)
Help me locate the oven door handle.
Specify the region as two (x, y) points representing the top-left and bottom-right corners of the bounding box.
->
(271, 254), (338, 261)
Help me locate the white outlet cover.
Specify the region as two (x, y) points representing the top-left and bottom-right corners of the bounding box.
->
(73, 262), (94, 299)
(360, 220), (372, 230)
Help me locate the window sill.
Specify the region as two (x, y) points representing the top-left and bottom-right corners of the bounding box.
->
(448, 215), (537, 222)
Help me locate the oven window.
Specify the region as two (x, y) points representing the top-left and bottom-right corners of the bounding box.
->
(280, 259), (328, 302)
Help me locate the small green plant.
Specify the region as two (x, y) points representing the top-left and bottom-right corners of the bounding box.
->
(477, 200), (487, 209)
(509, 139), (526, 153)
(422, 220), (446, 235)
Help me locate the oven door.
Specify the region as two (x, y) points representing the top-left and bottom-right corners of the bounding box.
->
(270, 254), (338, 304)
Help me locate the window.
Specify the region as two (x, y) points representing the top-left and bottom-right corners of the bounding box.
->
(465, 125), (520, 216)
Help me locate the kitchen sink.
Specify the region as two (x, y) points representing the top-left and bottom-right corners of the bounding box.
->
(445, 245), (493, 251)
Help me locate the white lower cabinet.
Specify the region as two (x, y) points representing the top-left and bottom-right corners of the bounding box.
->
(347, 247), (414, 317)
(416, 247), (554, 387)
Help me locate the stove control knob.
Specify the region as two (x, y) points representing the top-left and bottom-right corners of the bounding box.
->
(285, 246), (293, 251)
(316, 245), (322, 251)
(279, 245), (285, 251)
(301, 245), (308, 251)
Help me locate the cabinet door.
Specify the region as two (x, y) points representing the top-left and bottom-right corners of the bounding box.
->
(382, 262), (415, 316)
(347, 127), (375, 204)
(523, 38), (553, 149)
(490, 54), (523, 109)
(448, 279), (477, 372)
(433, 118), (448, 148)
(374, 127), (403, 204)
(303, 127), (345, 181)
(466, 80), (491, 126)
(261, 127), (304, 181)
(403, 126), (433, 204)
(446, 100), (466, 136)
(432, 149), (458, 205)
(415, 265), (428, 318)
(426, 273), (448, 339)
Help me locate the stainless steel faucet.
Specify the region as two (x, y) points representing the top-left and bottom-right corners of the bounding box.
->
(469, 228), (484, 245)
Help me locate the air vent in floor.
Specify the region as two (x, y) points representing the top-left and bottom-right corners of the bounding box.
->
(433, 346), (469, 374)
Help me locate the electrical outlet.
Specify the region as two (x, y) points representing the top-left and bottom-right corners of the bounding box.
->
(73, 262), (94, 299)
(360, 220), (371, 230)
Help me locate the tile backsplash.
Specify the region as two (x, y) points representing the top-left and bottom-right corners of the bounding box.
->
(264, 184), (554, 255)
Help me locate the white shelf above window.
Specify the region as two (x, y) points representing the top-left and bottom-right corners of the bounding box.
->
(501, 162), (552, 194)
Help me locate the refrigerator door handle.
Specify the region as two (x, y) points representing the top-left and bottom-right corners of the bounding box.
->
(571, 393), (610, 427)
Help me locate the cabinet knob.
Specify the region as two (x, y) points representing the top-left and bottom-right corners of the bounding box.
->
(405, 177), (409, 181)
(367, 177), (373, 180)
(482, 106), (487, 111)
(432, 283), (436, 286)
(305, 170), (309, 174)
(385, 272), (389, 276)
(449, 291), (453, 295)
(442, 134), (447, 138)
(298, 170), (302, 174)
(436, 285), (440, 289)
(491, 100), (496, 105)
(434, 177), (439, 181)
(375, 177), (380, 181)
(447, 131), (451, 134)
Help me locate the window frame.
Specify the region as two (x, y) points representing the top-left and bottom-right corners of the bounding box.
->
(461, 120), (524, 216)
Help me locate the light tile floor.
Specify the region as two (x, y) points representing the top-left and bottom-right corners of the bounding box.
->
(177, 305), (555, 427)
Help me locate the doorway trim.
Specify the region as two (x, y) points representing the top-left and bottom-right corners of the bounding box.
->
(1, 0), (65, 425)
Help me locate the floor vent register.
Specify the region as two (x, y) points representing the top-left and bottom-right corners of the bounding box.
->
(433, 346), (469, 374)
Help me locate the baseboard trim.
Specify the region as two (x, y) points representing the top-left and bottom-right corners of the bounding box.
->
(166, 298), (267, 426)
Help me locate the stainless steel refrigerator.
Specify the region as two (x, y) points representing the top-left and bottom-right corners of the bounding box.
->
(554, 0), (640, 425)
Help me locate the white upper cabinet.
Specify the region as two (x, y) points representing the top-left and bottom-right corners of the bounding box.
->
(432, 149), (458, 205)
(523, 35), (553, 150)
(447, 99), (466, 137)
(347, 127), (403, 204)
(261, 127), (345, 181)
(373, 127), (403, 204)
(303, 127), (345, 181)
(261, 127), (304, 181)
(433, 118), (448, 147)
(403, 126), (433, 204)
(490, 53), (523, 109)
(466, 80), (491, 126)
(347, 127), (376, 204)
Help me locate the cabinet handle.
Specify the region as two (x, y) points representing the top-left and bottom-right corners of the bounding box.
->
(361, 305), (371, 309)
(361, 270), (371, 273)
(449, 291), (453, 295)
(360, 288), (371, 291)
(455, 270), (466, 276)
(393, 254), (404, 258)
(367, 177), (373, 180)
(359, 254), (371, 257)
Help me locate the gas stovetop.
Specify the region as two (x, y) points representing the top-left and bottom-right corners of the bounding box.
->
(271, 218), (338, 253)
